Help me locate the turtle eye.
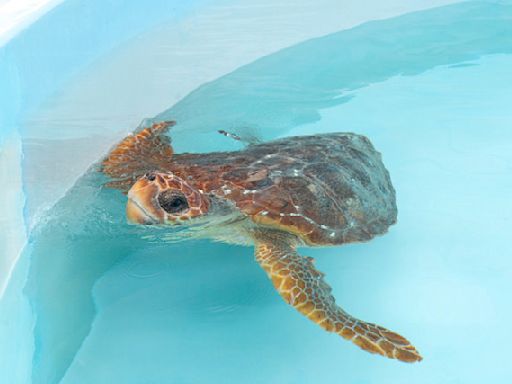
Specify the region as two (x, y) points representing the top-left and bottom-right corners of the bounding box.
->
(145, 172), (156, 181)
(157, 190), (189, 214)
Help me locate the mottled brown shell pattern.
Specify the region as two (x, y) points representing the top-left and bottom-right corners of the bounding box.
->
(169, 134), (397, 246)
(103, 123), (397, 245)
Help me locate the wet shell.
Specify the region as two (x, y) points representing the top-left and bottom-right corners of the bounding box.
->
(169, 133), (397, 245)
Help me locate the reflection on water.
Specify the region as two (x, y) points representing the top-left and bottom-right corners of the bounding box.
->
(3, 1), (512, 383)
(161, 1), (512, 151)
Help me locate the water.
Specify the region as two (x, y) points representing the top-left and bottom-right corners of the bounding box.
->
(1, 1), (512, 383)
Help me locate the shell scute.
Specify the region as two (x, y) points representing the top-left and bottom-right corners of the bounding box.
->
(170, 133), (396, 245)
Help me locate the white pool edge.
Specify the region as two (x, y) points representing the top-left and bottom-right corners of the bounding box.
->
(0, 0), (64, 47)
(0, 133), (26, 297)
(0, 0), (62, 297)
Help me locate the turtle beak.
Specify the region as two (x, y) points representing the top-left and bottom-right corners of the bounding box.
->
(126, 198), (158, 225)
(126, 178), (163, 225)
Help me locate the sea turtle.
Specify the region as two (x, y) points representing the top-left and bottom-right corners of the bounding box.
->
(102, 121), (422, 363)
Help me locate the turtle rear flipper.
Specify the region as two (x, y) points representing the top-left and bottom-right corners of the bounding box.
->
(102, 120), (175, 193)
(218, 128), (262, 146)
(254, 230), (422, 363)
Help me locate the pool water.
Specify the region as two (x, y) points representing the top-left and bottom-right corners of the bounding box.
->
(1, 1), (512, 383)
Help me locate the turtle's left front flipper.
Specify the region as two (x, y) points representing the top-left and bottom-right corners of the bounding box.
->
(101, 120), (175, 193)
(254, 231), (422, 363)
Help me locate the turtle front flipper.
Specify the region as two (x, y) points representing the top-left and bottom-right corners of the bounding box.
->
(253, 231), (422, 363)
(101, 120), (175, 193)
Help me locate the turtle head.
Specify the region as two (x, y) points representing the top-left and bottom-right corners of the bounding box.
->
(126, 171), (210, 225)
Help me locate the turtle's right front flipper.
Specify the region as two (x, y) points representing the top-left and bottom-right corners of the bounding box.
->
(254, 231), (422, 363)
(101, 120), (175, 193)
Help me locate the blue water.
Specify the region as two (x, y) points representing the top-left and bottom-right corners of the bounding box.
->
(1, 1), (512, 383)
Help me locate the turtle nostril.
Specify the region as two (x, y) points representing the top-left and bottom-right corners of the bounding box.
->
(145, 172), (156, 181)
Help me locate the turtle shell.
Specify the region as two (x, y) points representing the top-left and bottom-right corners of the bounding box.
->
(170, 133), (397, 246)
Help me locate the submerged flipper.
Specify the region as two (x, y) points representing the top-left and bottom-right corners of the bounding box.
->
(218, 129), (261, 146)
(254, 231), (422, 363)
(101, 120), (175, 193)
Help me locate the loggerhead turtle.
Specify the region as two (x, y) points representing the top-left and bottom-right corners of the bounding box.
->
(102, 121), (422, 363)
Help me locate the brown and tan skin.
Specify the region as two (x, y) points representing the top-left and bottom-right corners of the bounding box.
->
(102, 121), (175, 192)
(102, 121), (422, 363)
(254, 230), (421, 362)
